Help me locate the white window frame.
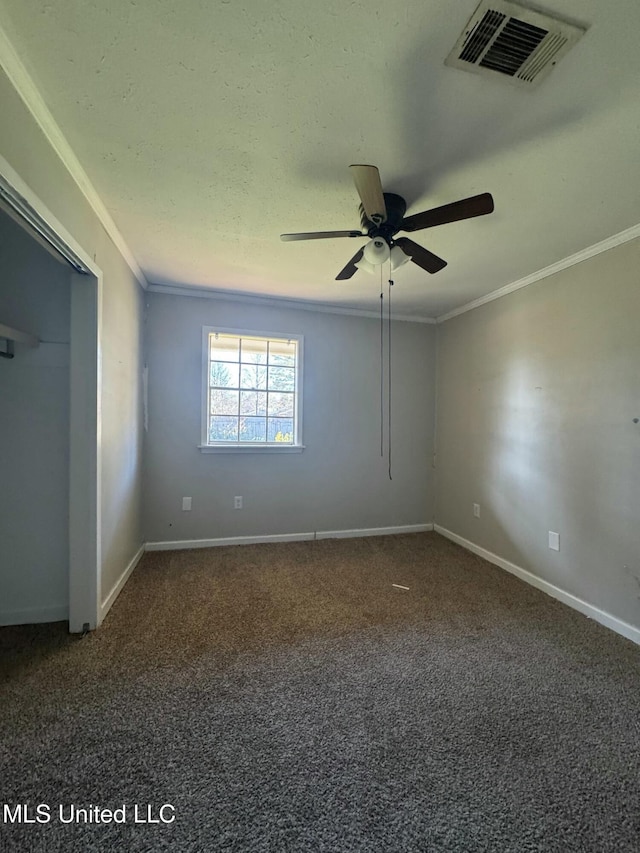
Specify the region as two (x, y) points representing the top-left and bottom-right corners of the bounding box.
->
(199, 326), (304, 453)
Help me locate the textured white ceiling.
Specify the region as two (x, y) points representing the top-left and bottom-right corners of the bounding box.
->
(1, 0), (640, 318)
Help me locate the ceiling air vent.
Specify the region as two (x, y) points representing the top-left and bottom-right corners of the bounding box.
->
(445, 0), (587, 88)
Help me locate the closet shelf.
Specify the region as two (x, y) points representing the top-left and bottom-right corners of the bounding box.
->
(0, 322), (39, 359)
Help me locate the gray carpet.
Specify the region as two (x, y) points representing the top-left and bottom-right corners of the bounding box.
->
(1, 532), (639, 851)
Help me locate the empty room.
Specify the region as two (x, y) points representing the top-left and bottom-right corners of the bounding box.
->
(1, 1), (639, 851)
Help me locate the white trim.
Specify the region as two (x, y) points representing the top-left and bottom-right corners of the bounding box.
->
(316, 524), (433, 540)
(122, 223), (640, 327)
(146, 532), (315, 551)
(149, 282), (437, 324)
(199, 444), (305, 453)
(145, 524), (433, 551)
(100, 544), (145, 621)
(434, 525), (640, 646)
(0, 604), (68, 627)
(0, 172), (91, 273)
(0, 157), (103, 636)
(0, 155), (100, 275)
(437, 222), (640, 323)
(69, 271), (102, 633)
(201, 326), (304, 449)
(0, 23), (148, 290)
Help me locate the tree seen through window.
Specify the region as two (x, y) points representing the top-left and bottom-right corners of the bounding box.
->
(207, 333), (299, 444)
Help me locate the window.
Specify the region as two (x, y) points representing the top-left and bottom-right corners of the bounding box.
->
(201, 328), (303, 451)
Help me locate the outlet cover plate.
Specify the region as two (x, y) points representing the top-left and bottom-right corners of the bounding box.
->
(548, 531), (560, 551)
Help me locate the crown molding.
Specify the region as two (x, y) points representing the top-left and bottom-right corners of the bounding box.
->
(147, 282), (438, 324)
(7, 19), (636, 321)
(437, 221), (640, 323)
(0, 23), (148, 289)
(150, 220), (640, 325)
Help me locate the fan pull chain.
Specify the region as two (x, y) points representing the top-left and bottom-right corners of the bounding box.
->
(388, 277), (394, 481)
(380, 286), (384, 457)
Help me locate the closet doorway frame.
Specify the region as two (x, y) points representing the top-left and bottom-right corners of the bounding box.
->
(0, 154), (102, 633)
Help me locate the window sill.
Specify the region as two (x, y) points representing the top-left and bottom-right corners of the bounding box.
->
(198, 444), (305, 454)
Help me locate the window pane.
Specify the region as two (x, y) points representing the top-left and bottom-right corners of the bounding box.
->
(205, 331), (301, 447)
(268, 339), (296, 367)
(210, 335), (240, 363)
(209, 416), (239, 442)
(268, 366), (295, 392)
(240, 364), (267, 390)
(240, 390), (267, 416)
(268, 418), (294, 442)
(240, 338), (268, 365)
(210, 362), (239, 388)
(210, 389), (238, 415)
(268, 391), (294, 418)
(239, 417), (267, 442)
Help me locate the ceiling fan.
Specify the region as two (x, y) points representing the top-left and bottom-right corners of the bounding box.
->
(281, 165), (494, 280)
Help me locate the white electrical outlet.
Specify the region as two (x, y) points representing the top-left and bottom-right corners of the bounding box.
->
(182, 497), (192, 511)
(234, 496), (243, 510)
(473, 503), (481, 518)
(548, 531), (560, 551)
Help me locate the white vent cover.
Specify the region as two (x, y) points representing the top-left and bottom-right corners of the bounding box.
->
(445, 0), (587, 88)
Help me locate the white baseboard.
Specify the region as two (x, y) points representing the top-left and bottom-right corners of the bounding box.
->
(146, 532), (315, 551)
(145, 524), (433, 552)
(100, 544), (145, 622)
(0, 604), (68, 627)
(434, 525), (640, 647)
(316, 524), (433, 540)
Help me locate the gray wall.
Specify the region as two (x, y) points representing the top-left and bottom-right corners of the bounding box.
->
(0, 210), (71, 622)
(144, 293), (436, 542)
(435, 238), (640, 631)
(0, 66), (145, 609)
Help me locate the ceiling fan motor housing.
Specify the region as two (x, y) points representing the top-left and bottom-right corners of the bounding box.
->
(360, 193), (407, 244)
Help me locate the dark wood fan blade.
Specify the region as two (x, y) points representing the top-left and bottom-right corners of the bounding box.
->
(400, 192), (494, 232)
(349, 165), (387, 224)
(394, 238), (447, 274)
(281, 230), (363, 241)
(335, 248), (364, 280)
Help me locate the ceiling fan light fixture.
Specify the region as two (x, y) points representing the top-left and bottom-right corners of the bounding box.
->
(354, 256), (377, 275)
(362, 237), (390, 266)
(390, 244), (411, 271)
